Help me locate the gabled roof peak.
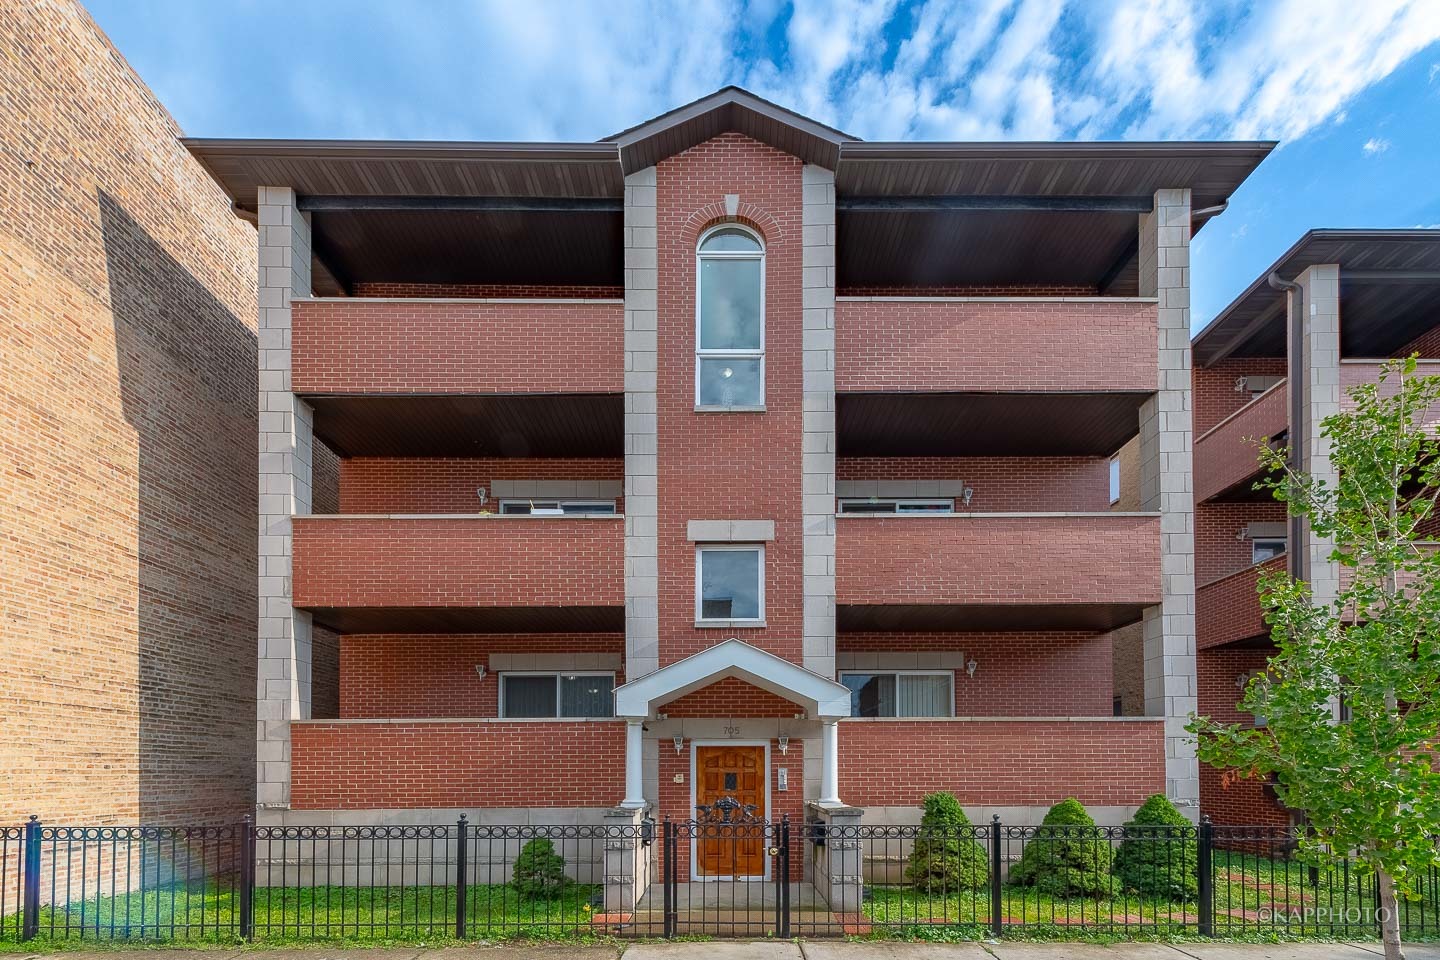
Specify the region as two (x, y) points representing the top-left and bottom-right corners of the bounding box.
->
(603, 85), (857, 174)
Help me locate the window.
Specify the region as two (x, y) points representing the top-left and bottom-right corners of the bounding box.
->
(839, 671), (954, 718)
(499, 673), (614, 718)
(1109, 455), (1122, 505)
(695, 544), (764, 623)
(1252, 537), (1286, 564)
(837, 498), (954, 515)
(499, 500), (616, 516)
(696, 225), (764, 407)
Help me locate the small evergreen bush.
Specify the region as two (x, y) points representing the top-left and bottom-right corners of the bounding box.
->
(1008, 798), (1113, 898)
(512, 837), (568, 898)
(905, 791), (990, 891)
(1112, 794), (1198, 900)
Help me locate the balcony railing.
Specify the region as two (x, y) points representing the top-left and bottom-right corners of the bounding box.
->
(835, 297), (1158, 393)
(1194, 379), (1286, 502)
(291, 297), (624, 395)
(291, 514), (624, 616)
(835, 513), (1161, 612)
(1196, 556), (1285, 650)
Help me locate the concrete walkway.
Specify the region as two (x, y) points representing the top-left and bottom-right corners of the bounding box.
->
(16, 941), (1440, 960)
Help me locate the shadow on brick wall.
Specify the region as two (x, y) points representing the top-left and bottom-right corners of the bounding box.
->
(99, 191), (260, 823)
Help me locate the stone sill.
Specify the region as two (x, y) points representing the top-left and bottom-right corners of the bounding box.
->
(693, 620), (768, 629)
(694, 405), (767, 413)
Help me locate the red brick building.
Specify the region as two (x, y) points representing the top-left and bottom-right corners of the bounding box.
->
(186, 89), (1274, 857)
(1191, 229), (1440, 825)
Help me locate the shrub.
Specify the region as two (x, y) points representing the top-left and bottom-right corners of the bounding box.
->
(1008, 798), (1113, 898)
(512, 837), (568, 898)
(905, 791), (990, 891)
(1112, 794), (1198, 900)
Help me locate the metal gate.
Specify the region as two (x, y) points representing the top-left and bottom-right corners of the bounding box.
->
(660, 803), (791, 937)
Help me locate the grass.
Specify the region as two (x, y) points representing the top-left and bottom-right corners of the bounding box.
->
(0, 881), (602, 945)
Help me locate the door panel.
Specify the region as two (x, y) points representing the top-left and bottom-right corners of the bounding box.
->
(694, 745), (766, 878)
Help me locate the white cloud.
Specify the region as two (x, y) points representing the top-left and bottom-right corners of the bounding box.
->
(1363, 137), (1392, 155)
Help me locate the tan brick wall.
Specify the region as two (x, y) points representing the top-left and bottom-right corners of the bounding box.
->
(0, 2), (259, 823)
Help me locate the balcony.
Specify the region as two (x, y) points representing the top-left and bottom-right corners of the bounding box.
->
(1341, 359), (1440, 421)
(835, 513), (1161, 631)
(1194, 380), (1287, 502)
(834, 297), (1156, 456)
(1196, 556), (1284, 650)
(291, 297), (624, 457)
(291, 514), (624, 633)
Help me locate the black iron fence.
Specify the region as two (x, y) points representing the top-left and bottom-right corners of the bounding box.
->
(2, 814), (1437, 942)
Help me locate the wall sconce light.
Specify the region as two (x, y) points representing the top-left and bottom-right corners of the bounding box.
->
(474, 664), (487, 681)
(476, 486), (489, 506)
(672, 735), (684, 754)
(793, 711), (807, 720)
(961, 486), (975, 507)
(777, 736), (789, 755)
(965, 659), (978, 678)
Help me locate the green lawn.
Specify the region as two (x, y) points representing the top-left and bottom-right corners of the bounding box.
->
(2, 881), (602, 944)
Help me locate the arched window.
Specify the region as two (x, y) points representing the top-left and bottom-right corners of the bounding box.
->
(696, 225), (764, 408)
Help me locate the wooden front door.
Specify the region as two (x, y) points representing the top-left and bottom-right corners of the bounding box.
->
(694, 744), (767, 878)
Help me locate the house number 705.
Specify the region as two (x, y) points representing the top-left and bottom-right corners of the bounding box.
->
(724, 725), (741, 738)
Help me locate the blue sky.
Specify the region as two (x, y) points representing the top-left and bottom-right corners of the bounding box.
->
(88, 0), (1440, 325)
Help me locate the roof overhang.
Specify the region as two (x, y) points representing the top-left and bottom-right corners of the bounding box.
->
(613, 638), (851, 719)
(1194, 230), (1440, 366)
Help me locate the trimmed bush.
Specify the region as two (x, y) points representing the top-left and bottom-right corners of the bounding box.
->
(905, 791), (990, 891)
(512, 837), (568, 898)
(1112, 794), (1198, 900)
(1008, 798), (1113, 898)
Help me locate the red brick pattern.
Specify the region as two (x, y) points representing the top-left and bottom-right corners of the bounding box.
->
(290, 721), (625, 809)
(835, 299), (1157, 392)
(837, 457), (1109, 511)
(292, 516), (623, 608)
(1196, 557), (1282, 651)
(1196, 501), (1286, 584)
(338, 457), (623, 514)
(353, 282), (623, 299)
(655, 134), (805, 665)
(837, 632), (1113, 716)
(839, 720), (1165, 806)
(1194, 382), (1287, 502)
(660, 678), (801, 718)
(1197, 647), (1288, 825)
(1194, 359), (1287, 435)
(291, 298), (623, 394)
(339, 634), (625, 718)
(840, 285), (1098, 297)
(836, 515), (1161, 606)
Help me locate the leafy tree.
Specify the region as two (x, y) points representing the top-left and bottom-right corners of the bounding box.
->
(512, 837), (569, 898)
(905, 791), (989, 891)
(1112, 794), (1197, 900)
(1009, 798), (1113, 897)
(1191, 358), (1440, 960)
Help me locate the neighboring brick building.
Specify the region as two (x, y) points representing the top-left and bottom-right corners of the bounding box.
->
(1, 2), (260, 823)
(1191, 229), (1440, 825)
(183, 87), (1274, 858)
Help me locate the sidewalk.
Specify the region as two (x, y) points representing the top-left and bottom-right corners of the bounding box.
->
(14, 942), (1440, 960)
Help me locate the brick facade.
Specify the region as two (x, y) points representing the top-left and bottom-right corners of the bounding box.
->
(290, 721), (625, 809)
(838, 720), (1166, 806)
(338, 457), (623, 514)
(836, 298), (1158, 392)
(1193, 358), (1287, 435)
(1197, 647), (1289, 826)
(1196, 501), (1287, 585)
(1, 1), (259, 823)
(837, 456), (1109, 511)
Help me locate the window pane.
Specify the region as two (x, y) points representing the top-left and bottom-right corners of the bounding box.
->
(560, 675), (614, 717)
(699, 258), (761, 349)
(502, 676), (557, 718)
(842, 673), (895, 718)
(560, 502), (616, 515)
(698, 358), (762, 406)
(1253, 539), (1285, 563)
(699, 548), (761, 620)
(500, 502), (531, 515)
(699, 228), (762, 253)
(838, 501), (897, 514)
(895, 501), (954, 514)
(898, 674), (951, 717)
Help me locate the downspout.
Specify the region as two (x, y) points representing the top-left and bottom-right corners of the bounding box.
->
(1268, 270), (1306, 582)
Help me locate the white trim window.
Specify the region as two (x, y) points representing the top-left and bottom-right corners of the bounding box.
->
(696, 225), (765, 408)
(837, 498), (954, 515)
(498, 499), (616, 516)
(1108, 455), (1122, 505)
(839, 670), (954, 718)
(499, 672), (615, 718)
(695, 544), (764, 624)
(1252, 537), (1286, 564)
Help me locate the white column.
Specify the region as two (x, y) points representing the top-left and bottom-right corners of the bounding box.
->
(621, 718), (646, 809)
(1290, 264), (1342, 606)
(818, 718), (842, 806)
(801, 164), (838, 680)
(623, 168), (660, 681)
(1138, 188), (1200, 817)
